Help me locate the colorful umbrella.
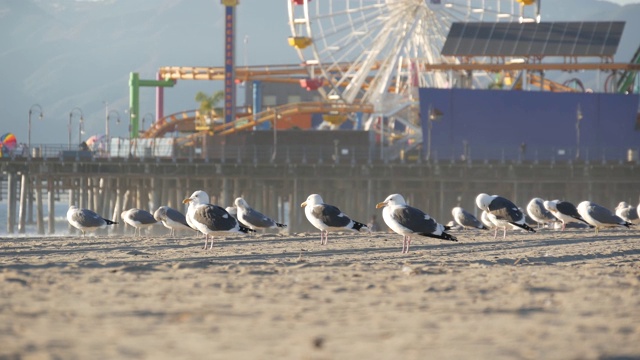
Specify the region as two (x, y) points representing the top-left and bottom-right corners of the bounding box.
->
(0, 133), (17, 157)
(85, 134), (106, 150)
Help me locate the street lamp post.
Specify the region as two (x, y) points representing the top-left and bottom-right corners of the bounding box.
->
(142, 112), (154, 133)
(426, 105), (442, 162)
(68, 107), (84, 150)
(28, 104), (43, 159)
(575, 103), (583, 160)
(106, 109), (121, 157)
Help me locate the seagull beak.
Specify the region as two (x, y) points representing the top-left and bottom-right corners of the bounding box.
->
(375, 201), (387, 209)
(182, 198), (192, 204)
(300, 201), (307, 208)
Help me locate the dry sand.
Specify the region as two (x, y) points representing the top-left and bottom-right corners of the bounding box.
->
(1, 228), (639, 359)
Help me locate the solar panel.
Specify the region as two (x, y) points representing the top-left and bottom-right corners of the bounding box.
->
(441, 21), (625, 57)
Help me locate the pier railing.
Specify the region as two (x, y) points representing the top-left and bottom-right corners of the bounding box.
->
(6, 141), (640, 165)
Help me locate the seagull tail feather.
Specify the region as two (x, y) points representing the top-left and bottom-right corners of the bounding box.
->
(276, 222), (287, 228)
(418, 231), (458, 242)
(351, 221), (368, 232)
(511, 222), (536, 233)
(102, 218), (118, 225)
(239, 226), (256, 233)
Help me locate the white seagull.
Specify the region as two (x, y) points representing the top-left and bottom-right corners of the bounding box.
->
(526, 198), (557, 229)
(377, 194), (457, 253)
(183, 190), (254, 249)
(66, 205), (117, 237)
(153, 206), (193, 237)
(577, 201), (632, 234)
(543, 200), (591, 231)
(475, 193), (536, 239)
(615, 202), (640, 225)
(451, 206), (488, 230)
(121, 208), (157, 237)
(300, 194), (368, 245)
(234, 197), (287, 232)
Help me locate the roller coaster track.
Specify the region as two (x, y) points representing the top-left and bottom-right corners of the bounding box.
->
(140, 101), (374, 140)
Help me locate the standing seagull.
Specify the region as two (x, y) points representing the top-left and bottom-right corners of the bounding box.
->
(300, 194), (368, 245)
(615, 202), (640, 225)
(234, 197), (287, 232)
(577, 201), (632, 234)
(451, 207), (488, 230)
(67, 205), (117, 237)
(526, 198), (557, 229)
(121, 208), (157, 237)
(183, 190), (253, 249)
(475, 193), (536, 239)
(377, 194), (457, 253)
(543, 200), (591, 231)
(153, 206), (193, 237)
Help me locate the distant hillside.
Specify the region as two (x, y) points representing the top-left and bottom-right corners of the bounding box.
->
(0, 0), (638, 145)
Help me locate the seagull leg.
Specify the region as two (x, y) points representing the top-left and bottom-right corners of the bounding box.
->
(493, 227), (498, 239)
(503, 227), (507, 239)
(209, 237), (214, 250)
(203, 235), (208, 250)
(406, 236), (411, 253)
(562, 222), (566, 231)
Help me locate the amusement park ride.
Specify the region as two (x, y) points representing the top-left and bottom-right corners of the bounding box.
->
(130, 0), (640, 158)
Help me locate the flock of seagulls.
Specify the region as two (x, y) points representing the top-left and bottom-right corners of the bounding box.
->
(66, 190), (636, 254)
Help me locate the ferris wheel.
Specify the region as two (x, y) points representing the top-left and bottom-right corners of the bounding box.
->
(287, 0), (540, 114)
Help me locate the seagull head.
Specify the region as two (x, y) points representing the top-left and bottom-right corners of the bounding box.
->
(183, 190), (210, 206)
(153, 206), (168, 222)
(543, 200), (557, 212)
(225, 206), (238, 216)
(615, 201), (629, 210)
(451, 206), (463, 217)
(475, 193), (494, 211)
(376, 193), (406, 209)
(234, 197), (249, 210)
(301, 194), (323, 208)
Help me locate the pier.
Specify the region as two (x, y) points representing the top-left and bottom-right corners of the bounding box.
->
(2, 151), (639, 235)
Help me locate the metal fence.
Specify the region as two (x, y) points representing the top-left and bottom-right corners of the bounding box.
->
(6, 140), (639, 165)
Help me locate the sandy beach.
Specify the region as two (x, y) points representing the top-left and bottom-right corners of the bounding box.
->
(1, 228), (639, 359)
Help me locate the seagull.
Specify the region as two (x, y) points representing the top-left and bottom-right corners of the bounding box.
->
(577, 201), (632, 234)
(183, 190), (254, 249)
(615, 202), (640, 225)
(543, 200), (591, 231)
(66, 205), (117, 237)
(451, 206), (487, 230)
(300, 194), (368, 245)
(526, 198), (557, 229)
(234, 197), (287, 232)
(153, 206), (193, 237)
(121, 208), (157, 237)
(475, 193), (536, 239)
(377, 194), (457, 253)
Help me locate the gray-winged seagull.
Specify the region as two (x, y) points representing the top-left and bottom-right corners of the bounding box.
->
(183, 190), (253, 249)
(235, 197), (287, 232)
(526, 198), (557, 229)
(543, 200), (591, 231)
(615, 202), (640, 225)
(66, 205), (117, 237)
(475, 193), (536, 239)
(451, 206), (487, 230)
(154, 206), (193, 237)
(377, 194), (457, 253)
(301, 194), (368, 245)
(577, 201), (632, 234)
(121, 208), (157, 237)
